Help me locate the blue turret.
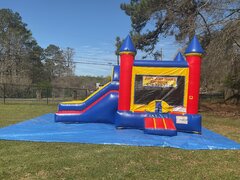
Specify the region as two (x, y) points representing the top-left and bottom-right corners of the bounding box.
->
(185, 35), (204, 55)
(119, 35), (136, 54)
(174, 52), (185, 62)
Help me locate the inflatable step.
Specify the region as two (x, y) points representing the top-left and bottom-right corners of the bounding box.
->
(144, 117), (177, 136)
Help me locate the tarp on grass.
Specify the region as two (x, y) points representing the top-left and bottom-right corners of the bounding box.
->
(0, 113), (239, 150)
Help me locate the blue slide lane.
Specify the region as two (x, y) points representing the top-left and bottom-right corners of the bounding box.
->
(55, 92), (119, 123)
(55, 81), (119, 123)
(58, 81), (119, 111)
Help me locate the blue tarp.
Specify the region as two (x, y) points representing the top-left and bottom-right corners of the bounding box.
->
(0, 113), (239, 150)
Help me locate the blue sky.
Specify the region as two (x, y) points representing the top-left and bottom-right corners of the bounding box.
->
(0, 0), (180, 77)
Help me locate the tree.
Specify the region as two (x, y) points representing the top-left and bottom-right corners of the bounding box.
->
(120, 0), (240, 55)
(0, 9), (46, 85)
(204, 20), (240, 104)
(0, 8), (76, 91)
(0, 9), (34, 84)
(119, 0), (240, 103)
(115, 37), (122, 65)
(44, 45), (64, 80)
(44, 45), (75, 81)
(63, 47), (75, 76)
(26, 41), (45, 84)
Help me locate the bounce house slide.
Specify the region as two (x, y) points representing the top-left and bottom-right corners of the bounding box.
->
(54, 35), (205, 136)
(55, 81), (119, 123)
(58, 81), (119, 111)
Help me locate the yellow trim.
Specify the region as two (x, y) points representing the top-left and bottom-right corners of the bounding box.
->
(153, 118), (157, 129)
(119, 51), (135, 55)
(136, 100), (173, 113)
(161, 101), (174, 113)
(163, 118), (167, 129)
(130, 66), (189, 112)
(145, 100), (158, 112)
(63, 100), (84, 104)
(62, 82), (111, 104)
(185, 53), (202, 57)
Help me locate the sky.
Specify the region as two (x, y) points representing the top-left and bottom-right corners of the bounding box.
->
(0, 0), (180, 77)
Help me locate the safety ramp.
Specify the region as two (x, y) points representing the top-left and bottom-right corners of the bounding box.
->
(55, 81), (119, 123)
(144, 117), (177, 136)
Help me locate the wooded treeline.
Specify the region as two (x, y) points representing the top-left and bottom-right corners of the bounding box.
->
(117, 0), (240, 104)
(0, 9), (109, 90)
(0, 9), (77, 87)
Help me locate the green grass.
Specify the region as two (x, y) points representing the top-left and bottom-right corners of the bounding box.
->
(0, 103), (239, 179)
(0, 103), (57, 127)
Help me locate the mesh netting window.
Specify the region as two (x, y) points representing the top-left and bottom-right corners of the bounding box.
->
(134, 75), (185, 106)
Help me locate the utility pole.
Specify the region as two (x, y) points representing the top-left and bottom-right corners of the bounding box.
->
(160, 48), (163, 61)
(117, 54), (119, 65)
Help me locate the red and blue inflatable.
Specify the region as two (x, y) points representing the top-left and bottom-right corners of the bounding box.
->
(55, 35), (204, 136)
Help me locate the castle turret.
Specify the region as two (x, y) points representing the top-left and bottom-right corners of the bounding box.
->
(185, 35), (204, 114)
(174, 52), (185, 62)
(118, 35), (136, 111)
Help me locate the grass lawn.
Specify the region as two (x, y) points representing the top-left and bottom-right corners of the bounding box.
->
(0, 103), (239, 179)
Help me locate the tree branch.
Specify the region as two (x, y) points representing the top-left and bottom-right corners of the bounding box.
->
(197, 11), (211, 37)
(233, 39), (240, 48)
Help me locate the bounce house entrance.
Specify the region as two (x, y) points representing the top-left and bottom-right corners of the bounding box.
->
(130, 66), (189, 113)
(134, 75), (185, 107)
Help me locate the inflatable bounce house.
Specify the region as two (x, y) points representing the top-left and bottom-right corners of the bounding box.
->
(55, 35), (204, 136)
